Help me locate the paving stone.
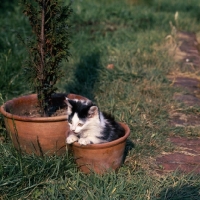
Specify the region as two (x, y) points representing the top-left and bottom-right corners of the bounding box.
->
(169, 112), (200, 127)
(173, 93), (200, 106)
(156, 153), (200, 173)
(167, 76), (200, 94)
(170, 137), (200, 155)
(156, 161), (200, 174)
(172, 31), (200, 67)
(156, 137), (200, 173)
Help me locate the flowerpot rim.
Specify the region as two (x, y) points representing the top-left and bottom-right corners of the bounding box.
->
(0, 93), (87, 122)
(71, 122), (130, 149)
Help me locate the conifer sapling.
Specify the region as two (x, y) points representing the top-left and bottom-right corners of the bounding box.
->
(21, 0), (72, 116)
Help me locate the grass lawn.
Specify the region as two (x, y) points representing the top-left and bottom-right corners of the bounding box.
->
(1, 0), (200, 199)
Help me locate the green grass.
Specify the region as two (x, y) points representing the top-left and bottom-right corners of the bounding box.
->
(1, 0), (200, 199)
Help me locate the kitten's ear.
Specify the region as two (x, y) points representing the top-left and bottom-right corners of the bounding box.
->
(88, 106), (98, 118)
(65, 98), (72, 115)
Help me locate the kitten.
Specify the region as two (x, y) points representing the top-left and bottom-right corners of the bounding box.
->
(65, 98), (125, 145)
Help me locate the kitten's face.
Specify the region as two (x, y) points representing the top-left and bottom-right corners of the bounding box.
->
(65, 98), (98, 134)
(68, 112), (86, 134)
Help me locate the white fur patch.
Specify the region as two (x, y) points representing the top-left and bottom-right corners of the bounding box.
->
(70, 113), (80, 132)
(66, 134), (78, 144)
(78, 138), (91, 145)
(77, 113), (106, 144)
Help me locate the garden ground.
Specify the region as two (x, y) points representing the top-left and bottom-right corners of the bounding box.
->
(1, 0), (200, 199)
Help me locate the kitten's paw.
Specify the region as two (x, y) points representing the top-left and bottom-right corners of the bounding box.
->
(78, 138), (91, 145)
(66, 134), (78, 144)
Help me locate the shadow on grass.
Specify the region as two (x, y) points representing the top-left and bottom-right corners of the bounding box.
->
(123, 139), (135, 163)
(157, 184), (200, 200)
(65, 52), (101, 101)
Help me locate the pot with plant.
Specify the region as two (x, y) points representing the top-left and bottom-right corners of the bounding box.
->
(0, 0), (87, 156)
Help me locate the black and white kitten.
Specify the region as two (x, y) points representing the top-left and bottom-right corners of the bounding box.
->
(65, 98), (125, 145)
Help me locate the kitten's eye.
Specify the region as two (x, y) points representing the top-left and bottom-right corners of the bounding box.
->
(78, 123), (83, 127)
(68, 119), (72, 124)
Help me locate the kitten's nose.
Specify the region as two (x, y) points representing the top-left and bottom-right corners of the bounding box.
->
(71, 128), (75, 131)
(71, 129), (78, 135)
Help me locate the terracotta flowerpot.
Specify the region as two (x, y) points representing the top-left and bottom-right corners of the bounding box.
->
(69, 122), (130, 174)
(0, 93), (87, 156)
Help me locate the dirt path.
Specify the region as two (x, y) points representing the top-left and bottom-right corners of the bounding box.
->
(155, 31), (200, 174)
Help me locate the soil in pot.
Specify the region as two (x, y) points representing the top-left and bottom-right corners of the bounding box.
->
(68, 122), (130, 174)
(6, 93), (71, 117)
(0, 93), (87, 156)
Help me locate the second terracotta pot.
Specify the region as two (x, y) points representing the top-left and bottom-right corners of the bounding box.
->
(69, 122), (130, 174)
